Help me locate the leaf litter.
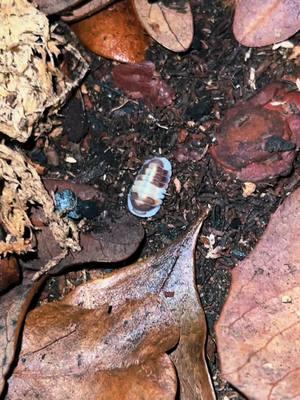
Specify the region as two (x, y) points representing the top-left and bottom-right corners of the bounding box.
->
(2, 0), (300, 399)
(6, 210), (215, 400)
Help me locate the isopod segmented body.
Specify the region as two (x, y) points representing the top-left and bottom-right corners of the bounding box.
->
(128, 157), (172, 218)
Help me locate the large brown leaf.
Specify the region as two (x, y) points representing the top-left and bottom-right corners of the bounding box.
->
(233, 0), (300, 47)
(7, 210), (215, 400)
(133, 0), (193, 52)
(216, 187), (300, 399)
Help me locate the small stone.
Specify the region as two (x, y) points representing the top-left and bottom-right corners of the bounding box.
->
(65, 156), (77, 164)
(242, 182), (256, 197)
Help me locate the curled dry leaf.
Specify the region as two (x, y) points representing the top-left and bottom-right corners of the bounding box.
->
(19, 179), (144, 276)
(112, 61), (175, 108)
(7, 210), (215, 400)
(61, 0), (115, 22)
(233, 0), (300, 47)
(0, 145), (80, 265)
(35, 0), (114, 21)
(210, 81), (300, 181)
(216, 187), (300, 399)
(133, 0), (193, 52)
(0, 0), (88, 143)
(0, 271), (46, 396)
(72, 0), (150, 63)
(34, 0), (85, 15)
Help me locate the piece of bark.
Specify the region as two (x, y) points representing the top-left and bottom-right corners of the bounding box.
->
(0, 257), (20, 294)
(61, 91), (88, 143)
(233, 0), (300, 47)
(7, 210), (215, 400)
(216, 187), (300, 400)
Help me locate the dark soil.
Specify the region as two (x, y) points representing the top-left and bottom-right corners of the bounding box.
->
(30, 1), (300, 398)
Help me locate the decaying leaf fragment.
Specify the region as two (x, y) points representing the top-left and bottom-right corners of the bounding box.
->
(20, 179), (144, 274)
(233, 0), (300, 47)
(112, 62), (175, 108)
(133, 0), (194, 52)
(0, 271), (46, 396)
(216, 187), (300, 400)
(0, 0), (88, 143)
(0, 144), (80, 260)
(7, 210), (215, 400)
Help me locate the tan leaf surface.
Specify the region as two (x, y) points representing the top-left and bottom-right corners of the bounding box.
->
(7, 210), (215, 400)
(133, 0), (193, 52)
(216, 187), (300, 400)
(233, 0), (300, 47)
(72, 0), (150, 63)
(0, 0), (88, 142)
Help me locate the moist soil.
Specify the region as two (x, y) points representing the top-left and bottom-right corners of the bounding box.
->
(28, 1), (300, 399)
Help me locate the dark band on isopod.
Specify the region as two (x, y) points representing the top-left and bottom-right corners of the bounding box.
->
(127, 157), (172, 218)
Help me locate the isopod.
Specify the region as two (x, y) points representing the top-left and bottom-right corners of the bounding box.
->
(127, 157), (172, 218)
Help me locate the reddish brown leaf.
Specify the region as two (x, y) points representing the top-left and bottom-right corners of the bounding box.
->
(0, 257), (20, 293)
(133, 0), (193, 52)
(71, 0), (150, 63)
(210, 82), (300, 181)
(7, 210), (215, 400)
(233, 0), (300, 47)
(20, 179), (144, 274)
(216, 187), (300, 399)
(112, 62), (175, 108)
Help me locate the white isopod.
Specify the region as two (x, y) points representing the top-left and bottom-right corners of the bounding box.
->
(127, 157), (172, 218)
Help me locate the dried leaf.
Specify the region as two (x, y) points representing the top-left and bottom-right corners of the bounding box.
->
(21, 213), (144, 275)
(19, 179), (144, 275)
(216, 187), (300, 399)
(112, 62), (175, 108)
(0, 145), (80, 262)
(61, 0), (115, 22)
(34, 0), (85, 15)
(7, 210), (215, 400)
(0, 0), (88, 142)
(72, 0), (150, 63)
(210, 82), (300, 182)
(133, 0), (193, 52)
(233, 0), (300, 47)
(0, 271), (46, 396)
